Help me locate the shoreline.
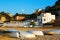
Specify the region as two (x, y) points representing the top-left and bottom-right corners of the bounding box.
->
(0, 27), (60, 31)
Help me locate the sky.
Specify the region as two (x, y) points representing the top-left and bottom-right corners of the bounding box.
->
(0, 0), (57, 15)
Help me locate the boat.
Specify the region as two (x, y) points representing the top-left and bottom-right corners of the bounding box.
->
(27, 30), (44, 36)
(43, 30), (60, 35)
(7, 29), (35, 38)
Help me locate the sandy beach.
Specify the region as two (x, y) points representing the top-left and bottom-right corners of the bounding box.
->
(0, 27), (60, 40)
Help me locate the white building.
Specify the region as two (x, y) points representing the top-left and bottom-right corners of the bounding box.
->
(37, 13), (55, 24)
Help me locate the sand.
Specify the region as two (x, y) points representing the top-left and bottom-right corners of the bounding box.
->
(0, 27), (60, 40)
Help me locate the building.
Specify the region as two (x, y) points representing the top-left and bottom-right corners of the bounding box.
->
(0, 16), (6, 22)
(37, 13), (55, 25)
(16, 16), (25, 21)
(42, 13), (55, 24)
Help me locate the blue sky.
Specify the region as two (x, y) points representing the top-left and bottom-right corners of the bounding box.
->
(0, 0), (57, 15)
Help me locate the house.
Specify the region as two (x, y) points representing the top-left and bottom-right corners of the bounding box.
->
(0, 16), (6, 22)
(37, 13), (55, 25)
(16, 16), (25, 21)
(42, 13), (55, 24)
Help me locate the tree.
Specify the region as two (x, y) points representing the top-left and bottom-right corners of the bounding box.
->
(45, 0), (60, 16)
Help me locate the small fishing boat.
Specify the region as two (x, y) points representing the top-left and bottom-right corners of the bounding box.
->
(27, 30), (44, 36)
(7, 29), (35, 38)
(7, 29), (20, 38)
(20, 31), (35, 38)
(43, 30), (60, 35)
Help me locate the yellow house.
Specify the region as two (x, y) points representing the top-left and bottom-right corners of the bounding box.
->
(16, 16), (25, 20)
(0, 16), (6, 22)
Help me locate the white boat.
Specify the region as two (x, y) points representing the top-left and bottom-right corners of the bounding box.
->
(7, 29), (20, 38)
(27, 30), (44, 36)
(20, 31), (35, 38)
(8, 32), (20, 38)
(7, 29), (35, 38)
(7, 29), (19, 32)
